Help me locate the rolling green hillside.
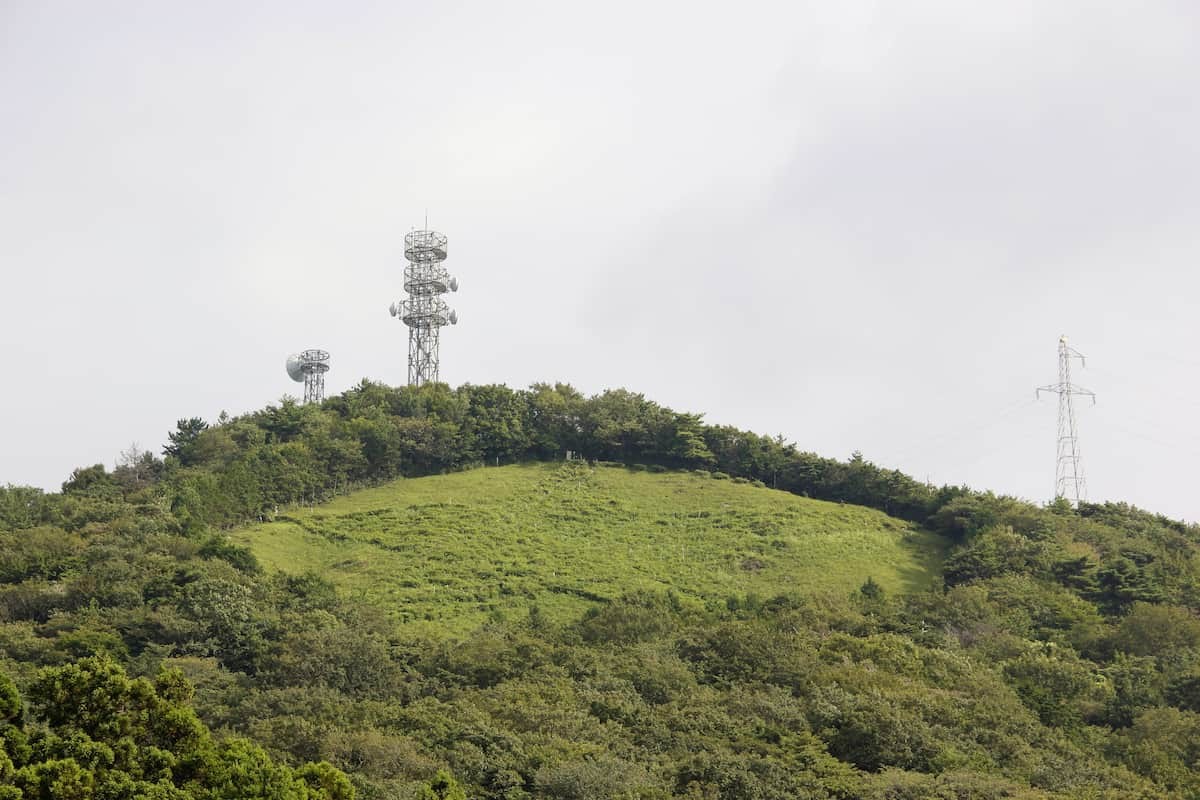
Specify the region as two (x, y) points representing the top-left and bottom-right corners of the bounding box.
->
(6, 381), (1200, 799)
(233, 462), (944, 632)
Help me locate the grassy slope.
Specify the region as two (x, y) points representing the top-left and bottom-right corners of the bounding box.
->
(233, 462), (945, 633)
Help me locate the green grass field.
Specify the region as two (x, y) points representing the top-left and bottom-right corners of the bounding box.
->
(233, 462), (945, 633)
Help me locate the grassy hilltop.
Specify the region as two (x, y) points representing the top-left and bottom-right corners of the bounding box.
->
(4, 381), (1200, 799)
(234, 462), (944, 631)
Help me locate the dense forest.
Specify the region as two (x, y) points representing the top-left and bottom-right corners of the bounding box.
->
(3, 381), (1200, 798)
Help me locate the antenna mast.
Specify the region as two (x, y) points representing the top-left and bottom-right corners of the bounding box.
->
(1036, 335), (1095, 505)
(389, 223), (459, 386)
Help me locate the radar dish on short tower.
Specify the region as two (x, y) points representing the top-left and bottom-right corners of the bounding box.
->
(390, 223), (460, 386)
(285, 349), (330, 404)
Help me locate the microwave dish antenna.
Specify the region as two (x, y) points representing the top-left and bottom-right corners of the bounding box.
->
(285, 349), (330, 404)
(286, 354), (304, 382)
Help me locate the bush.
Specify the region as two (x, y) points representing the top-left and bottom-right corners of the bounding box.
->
(198, 535), (261, 574)
(578, 592), (678, 645)
(1111, 603), (1200, 657)
(537, 757), (653, 800)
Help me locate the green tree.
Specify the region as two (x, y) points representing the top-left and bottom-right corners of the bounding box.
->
(6, 658), (353, 799)
(527, 382), (585, 457)
(163, 418), (210, 466)
(0, 484), (53, 530)
(416, 770), (468, 800)
(61, 464), (120, 499)
(1111, 603), (1200, 657)
(462, 384), (532, 463)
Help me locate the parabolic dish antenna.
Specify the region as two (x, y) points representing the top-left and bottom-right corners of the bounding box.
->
(286, 354), (304, 382)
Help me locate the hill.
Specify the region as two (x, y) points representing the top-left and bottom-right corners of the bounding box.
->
(3, 380), (1200, 799)
(233, 462), (944, 632)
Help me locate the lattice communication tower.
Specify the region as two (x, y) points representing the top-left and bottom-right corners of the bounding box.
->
(286, 349), (330, 404)
(1036, 335), (1095, 505)
(389, 227), (459, 386)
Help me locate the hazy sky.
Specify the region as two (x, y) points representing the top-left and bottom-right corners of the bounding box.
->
(2, 1), (1198, 521)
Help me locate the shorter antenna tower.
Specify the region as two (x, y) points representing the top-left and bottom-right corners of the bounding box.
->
(1036, 335), (1095, 505)
(389, 225), (459, 386)
(286, 349), (331, 404)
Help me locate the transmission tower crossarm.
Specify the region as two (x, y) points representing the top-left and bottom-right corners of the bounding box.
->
(1037, 382), (1097, 402)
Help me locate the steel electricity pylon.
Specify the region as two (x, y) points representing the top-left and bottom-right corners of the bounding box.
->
(1036, 335), (1096, 505)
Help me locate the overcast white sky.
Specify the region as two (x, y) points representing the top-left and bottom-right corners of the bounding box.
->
(2, 1), (1198, 521)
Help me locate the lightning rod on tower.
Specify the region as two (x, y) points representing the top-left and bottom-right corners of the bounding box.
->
(1036, 335), (1095, 505)
(389, 224), (459, 386)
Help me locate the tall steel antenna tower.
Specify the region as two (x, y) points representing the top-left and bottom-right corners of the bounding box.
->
(286, 349), (331, 404)
(1036, 335), (1095, 505)
(389, 226), (459, 386)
